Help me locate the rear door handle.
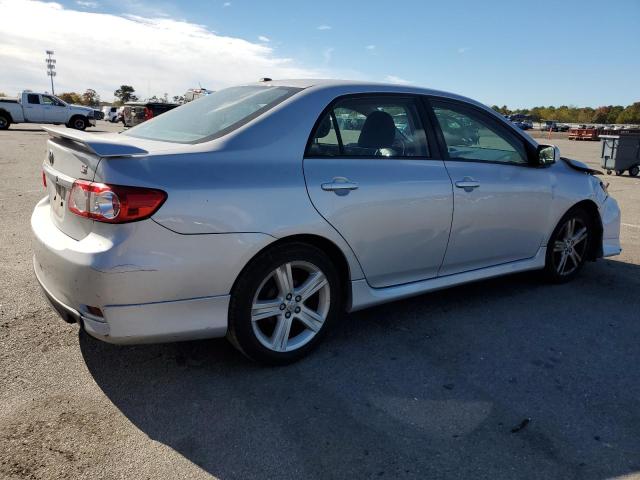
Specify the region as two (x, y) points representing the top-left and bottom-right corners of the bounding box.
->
(455, 177), (480, 192)
(321, 177), (359, 195)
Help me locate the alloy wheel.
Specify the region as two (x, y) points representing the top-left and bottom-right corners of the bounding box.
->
(552, 217), (589, 276)
(251, 261), (330, 353)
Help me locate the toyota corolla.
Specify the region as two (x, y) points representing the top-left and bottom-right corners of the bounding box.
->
(32, 79), (621, 363)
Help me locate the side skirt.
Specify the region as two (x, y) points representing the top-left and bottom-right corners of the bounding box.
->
(348, 247), (547, 312)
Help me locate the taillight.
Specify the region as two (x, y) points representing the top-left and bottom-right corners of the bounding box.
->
(42, 170), (47, 188)
(144, 107), (153, 120)
(68, 180), (166, 223)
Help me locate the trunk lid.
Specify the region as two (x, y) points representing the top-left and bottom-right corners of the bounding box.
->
(41, 127), (149, 240)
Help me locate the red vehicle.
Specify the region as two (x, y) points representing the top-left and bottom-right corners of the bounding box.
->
(122, 101), (179, 127)
(568, 128), (599, 141)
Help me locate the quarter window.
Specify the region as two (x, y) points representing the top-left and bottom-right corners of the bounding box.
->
(432, 103), (527, 165)
(307, 96), (429, 158)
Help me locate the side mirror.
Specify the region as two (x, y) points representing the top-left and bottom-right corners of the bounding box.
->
(537, 144), (560, 166)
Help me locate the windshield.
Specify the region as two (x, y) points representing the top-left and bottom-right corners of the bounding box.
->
(123, 85), (301, 144)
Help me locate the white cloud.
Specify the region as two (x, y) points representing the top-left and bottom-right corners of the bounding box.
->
(384, 75), (411, 85)
(365, 45), (375, 50)
(457, 47), (470, 54)
(0, 0), (319, 101)
(223, 1), (231, 6)
(322, 47), (334, 65)
(76, 0), (98, 7)
(258, 35), (270, 42)
(317, 25), (331, 30)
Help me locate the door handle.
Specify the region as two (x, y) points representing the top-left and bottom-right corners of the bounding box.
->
(321, 177), (359, 195)
(455, 177), (480, 192)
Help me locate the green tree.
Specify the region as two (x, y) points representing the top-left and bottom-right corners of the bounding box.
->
(59, 92), (82, 104)
(81, 88), (100, 107)
(607, 106), (624, 124)
(113, 85), (138, 104)
(616, 102), (640, 124)
(591, 106), (611, 123)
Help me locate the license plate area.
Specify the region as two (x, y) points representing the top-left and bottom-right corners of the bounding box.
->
(51, 182), (67, 219)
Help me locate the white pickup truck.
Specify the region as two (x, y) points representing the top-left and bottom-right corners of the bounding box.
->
(0, 91), (96, 130)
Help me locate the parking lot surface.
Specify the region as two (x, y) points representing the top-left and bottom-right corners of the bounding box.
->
(1, 122), (639, 479)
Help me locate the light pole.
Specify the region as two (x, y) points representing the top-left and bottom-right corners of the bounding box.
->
(45, 50), (56, 95)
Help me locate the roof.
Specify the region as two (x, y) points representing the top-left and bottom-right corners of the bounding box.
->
(253, 78), (483, 109)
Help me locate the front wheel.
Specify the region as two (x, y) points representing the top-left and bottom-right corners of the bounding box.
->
(69, 116), (87, 130)
(227, 243), (341, 364)
(629, 165), (639, 177)
(543, 209), (592, 283)
(615, 170), (624, 176)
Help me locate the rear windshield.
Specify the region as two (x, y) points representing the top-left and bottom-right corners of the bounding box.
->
(122, 85), (301, 144)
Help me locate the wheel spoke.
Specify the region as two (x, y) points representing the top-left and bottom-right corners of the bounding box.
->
(557, 252), (569, 274)
(296, 306), (324, 332)
(251, 299), (283, 322)
(273, 263), (294, 296)
(271, 315), (292, 351)
(570, 248), (582, 266)
(553, 241), (565, 252)
(295, 271), (328, 301)
(564, 219), (575, 239)
(572, 227), (588, 245)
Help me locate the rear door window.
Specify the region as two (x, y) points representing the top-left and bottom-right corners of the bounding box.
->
(27, 94), (40, 104)
(307, 96), (430, 158)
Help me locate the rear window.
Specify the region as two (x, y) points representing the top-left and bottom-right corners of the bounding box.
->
(123, 86), (301, 144)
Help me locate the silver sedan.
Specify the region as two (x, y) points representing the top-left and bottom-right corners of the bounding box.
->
(32, 79), (621, 363)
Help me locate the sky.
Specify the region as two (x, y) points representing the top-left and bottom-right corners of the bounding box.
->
(0, 0), (638, 107)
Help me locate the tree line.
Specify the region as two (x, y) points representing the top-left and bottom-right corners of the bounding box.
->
(55, 85), (184, 107)
(491, 102), (640, 124)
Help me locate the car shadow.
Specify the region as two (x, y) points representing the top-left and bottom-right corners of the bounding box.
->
(80, 259), (640, 479)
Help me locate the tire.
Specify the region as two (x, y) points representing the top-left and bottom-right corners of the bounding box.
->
(0, 114), (10, 130)
(606, 170), (612, 175)
(69, 116), (87, 130)
(543, 208), (593, 283)
(629, 165), (639, 177)
(615, 170), (623, 176)
(227, 242), (341, 364)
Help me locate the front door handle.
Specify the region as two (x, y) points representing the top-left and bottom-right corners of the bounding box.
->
(321, 177), (359, 195)
(455, 177), (480, 192)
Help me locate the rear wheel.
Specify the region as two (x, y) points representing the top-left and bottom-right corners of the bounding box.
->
(0, 114), (10, 130)
(544, 209), (592, 283)
(227, 243), (341, 364)
(615, 170), (623, 176)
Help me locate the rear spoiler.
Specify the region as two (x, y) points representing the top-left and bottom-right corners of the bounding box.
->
(42, 126), (148, 157)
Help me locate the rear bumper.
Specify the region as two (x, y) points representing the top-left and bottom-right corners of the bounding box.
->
(31, 196), (273, 344)
(35, 262), (230, 343)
